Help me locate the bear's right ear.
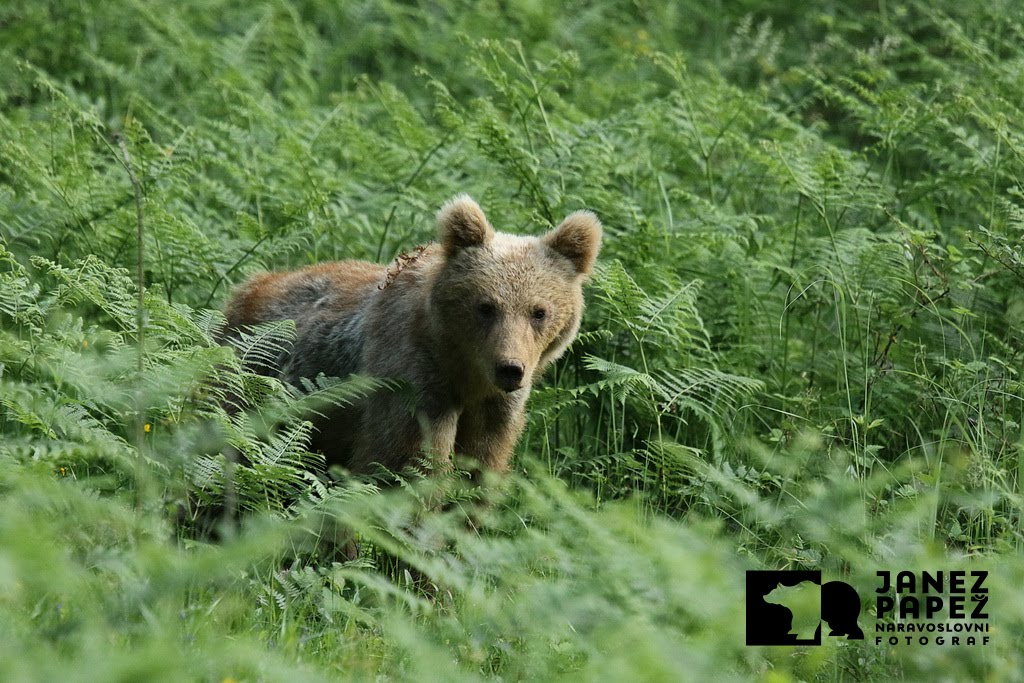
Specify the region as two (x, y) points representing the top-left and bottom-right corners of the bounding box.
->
(438, 194), (494, 256)
(544, 210), (602, 275)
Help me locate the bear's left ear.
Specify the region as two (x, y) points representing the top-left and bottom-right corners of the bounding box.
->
(543, 210), (602, 275)
(438, 194), (494, 256)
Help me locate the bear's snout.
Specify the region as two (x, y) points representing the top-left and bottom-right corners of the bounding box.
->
(495, 360), (526, 392)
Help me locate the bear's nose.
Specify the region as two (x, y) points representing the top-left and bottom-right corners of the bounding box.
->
(495, 360), (525, 392)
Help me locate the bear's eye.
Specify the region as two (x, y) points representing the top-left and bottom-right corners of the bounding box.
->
(476, 302), (497, 318)
(531, 307), (547, 322)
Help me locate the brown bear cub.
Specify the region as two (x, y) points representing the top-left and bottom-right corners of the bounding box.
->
(223, 195), (601, 477)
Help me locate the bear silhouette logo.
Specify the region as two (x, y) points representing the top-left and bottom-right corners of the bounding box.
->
(746, 570), (864, 645)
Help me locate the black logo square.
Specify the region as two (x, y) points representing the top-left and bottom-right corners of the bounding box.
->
(746, 570), (863, 646)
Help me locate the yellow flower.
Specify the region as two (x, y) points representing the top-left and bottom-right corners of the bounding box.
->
(144, 423), (152, 433)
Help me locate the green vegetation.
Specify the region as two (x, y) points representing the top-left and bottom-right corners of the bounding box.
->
(2, 0), (1023, 680)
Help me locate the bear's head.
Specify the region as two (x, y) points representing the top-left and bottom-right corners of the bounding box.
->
(430, 195), (602, 397)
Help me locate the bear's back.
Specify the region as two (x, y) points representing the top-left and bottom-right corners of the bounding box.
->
(225, 260), (385, 329)
(224, 260), (386, 381)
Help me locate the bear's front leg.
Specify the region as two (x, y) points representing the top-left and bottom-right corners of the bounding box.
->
(455, 393), (528, 476)
(350, 394), (457, 475)
(416, 408), (460, 476)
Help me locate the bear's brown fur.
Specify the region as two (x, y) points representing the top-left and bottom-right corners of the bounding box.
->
(223, 195), (601, 476)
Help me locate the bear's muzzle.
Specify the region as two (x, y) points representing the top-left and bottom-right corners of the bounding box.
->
(495, 360), (525, 392)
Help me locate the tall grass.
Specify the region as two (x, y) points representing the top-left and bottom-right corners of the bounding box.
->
(1, 0), (1023, 680)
